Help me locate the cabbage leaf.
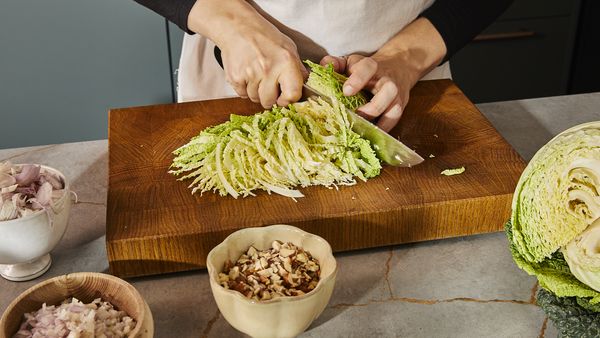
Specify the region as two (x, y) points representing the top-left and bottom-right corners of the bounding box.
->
(304, 60), (367, 111)
(563, 218), (600, 292)
(506, 220), (600, 304)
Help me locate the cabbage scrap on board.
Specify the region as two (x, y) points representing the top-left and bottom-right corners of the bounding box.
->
(506, 122), (600, 336)
(170, 62), (381, 199)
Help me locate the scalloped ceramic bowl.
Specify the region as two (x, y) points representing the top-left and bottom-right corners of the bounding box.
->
(207, 224), (337, 338)
(0, 272), (153, 337)
(0, 165), (72, 281)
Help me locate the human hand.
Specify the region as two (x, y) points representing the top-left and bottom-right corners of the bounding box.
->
(320, 53), (419, 132)
(188, 0), (306, 108)
(221, 27), (307, 108)
(319, 17), (446, 132)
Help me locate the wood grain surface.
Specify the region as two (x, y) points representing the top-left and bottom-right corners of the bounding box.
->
(106, 80), (526, 278)
(0, 272), (153, 338)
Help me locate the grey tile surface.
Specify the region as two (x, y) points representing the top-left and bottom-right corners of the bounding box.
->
(328, 247), (392, 305)
(302, 301), (545, 338)
(388, 233), (537, 301)
(477, 92), (600, 161)
(2, 93), (599, 337)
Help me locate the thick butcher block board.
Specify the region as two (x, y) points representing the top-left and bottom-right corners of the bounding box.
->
(106, 80), (525, 278)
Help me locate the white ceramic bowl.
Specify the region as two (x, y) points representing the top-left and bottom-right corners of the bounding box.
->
(207, 224), (337, 338)
(0, 165), (72, 281)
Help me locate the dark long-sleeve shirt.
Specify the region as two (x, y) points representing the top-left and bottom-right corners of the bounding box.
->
(134, 0), (513, 61)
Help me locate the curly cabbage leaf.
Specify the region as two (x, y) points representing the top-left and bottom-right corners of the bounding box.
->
(537, 288), (600, 338)
(505, 221), (600, 304)
(171, 98), (381, 198)
(511, 122), (600, 263)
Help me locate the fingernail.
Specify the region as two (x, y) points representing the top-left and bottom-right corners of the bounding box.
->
(343, 84), (353, 96)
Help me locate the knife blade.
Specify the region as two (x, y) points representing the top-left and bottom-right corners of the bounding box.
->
(301, 84), (424, 167)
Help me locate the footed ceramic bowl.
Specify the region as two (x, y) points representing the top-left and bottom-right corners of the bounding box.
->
(0, 165), (72, 281)
(207, 224), (337, 338)
(0, 272), (153, 337)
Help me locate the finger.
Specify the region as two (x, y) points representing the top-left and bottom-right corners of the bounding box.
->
(343, 56), (376, 96)
(377, 102), (403, 132)
(356, 80), (398, 119)
(227, 78), (248, 98)
(277, 66), (303, 106)
(224, 62), (248, 98)
(258, 76), (279, 108)
(320, 55), (347, 73)
(246, 79), (260, 103)
(299, 60), (309, 80)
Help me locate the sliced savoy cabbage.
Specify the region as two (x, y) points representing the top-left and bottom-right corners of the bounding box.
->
(511, 122), (600, 263)
(170, 63), (381, 198)
(506, 122), (600, 336)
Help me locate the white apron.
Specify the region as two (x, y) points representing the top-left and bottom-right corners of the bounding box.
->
(177, 0), (451, 102)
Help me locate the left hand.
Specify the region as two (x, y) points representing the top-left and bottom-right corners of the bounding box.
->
(320, 53), (421, 132)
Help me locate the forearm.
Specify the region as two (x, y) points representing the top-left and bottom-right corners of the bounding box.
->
(133, 0), (196, 33)
(421, 0), (514, 61)
(187, 0), (273, 47)
(373, 17), (447, 84)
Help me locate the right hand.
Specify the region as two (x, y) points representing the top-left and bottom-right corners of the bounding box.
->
(220, 25), (307, 108)
(188, 0), (306, 108)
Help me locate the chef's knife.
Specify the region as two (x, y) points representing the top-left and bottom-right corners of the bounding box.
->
(302, 84), (424, 167)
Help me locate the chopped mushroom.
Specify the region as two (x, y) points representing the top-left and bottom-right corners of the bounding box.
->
(218, 241), (321, 301)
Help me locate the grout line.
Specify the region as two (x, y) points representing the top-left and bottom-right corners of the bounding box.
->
(330, 300), (388, 309)
(1, 144), (59, 161)
(435, 297), (534, 306)
(384, 248), (394, 298)
(330, 296), (537, 309)
(201, 309), (221, 338)
(529, 281), (539, 304)
(538, 317), (548, 338)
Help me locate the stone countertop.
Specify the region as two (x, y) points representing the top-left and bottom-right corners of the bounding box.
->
(1, 92), (600, 337)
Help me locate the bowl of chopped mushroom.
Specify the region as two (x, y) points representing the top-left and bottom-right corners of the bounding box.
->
(206, 224), (337, 338)
(0, 162), (74, 281)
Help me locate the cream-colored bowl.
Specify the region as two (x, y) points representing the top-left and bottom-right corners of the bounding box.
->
(0, 272), (153, 338)
(0, 165), (72, 281)
(207, 224), (337, 338)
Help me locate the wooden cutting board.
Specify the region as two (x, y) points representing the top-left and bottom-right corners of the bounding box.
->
(106, 80), (525, 278)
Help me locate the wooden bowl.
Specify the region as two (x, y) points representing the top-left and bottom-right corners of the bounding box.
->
(0, 272), (153, 338)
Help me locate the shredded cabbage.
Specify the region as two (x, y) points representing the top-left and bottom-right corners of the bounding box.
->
(304, 60), (367, 111)
(440, 167), (465, 176)
(171, 98), (381, 198)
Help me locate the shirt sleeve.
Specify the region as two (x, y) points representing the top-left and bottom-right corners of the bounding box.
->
(133, 0), (196, 34)
(420, 0), (514, 62)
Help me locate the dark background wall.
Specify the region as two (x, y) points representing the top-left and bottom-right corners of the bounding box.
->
(0, 0), (598, 149)
(451, 0), (599, 102)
